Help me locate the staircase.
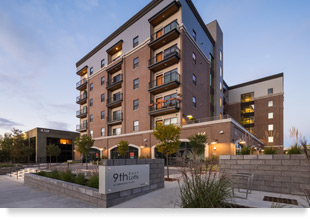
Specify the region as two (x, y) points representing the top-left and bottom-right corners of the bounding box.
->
(7, 167), (38, 179)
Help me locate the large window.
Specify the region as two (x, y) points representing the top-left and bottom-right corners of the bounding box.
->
(133, 78), (139, 90)
(133, 36), (139, 48)
(101, 93), (105, 102)
(101, 111), (105, 120)
(113, 110), (121, 121)
(112, 128), (121, 136)
(241, 92), (254, 103)
(268, 88), (273, 95)
(133, 121), (139, 131)
(133, 57), (139, 69)
(164, 117), (177, 125)
(101, 128), (105, 137)
(133, 99), (139, 110)
(101, 76), (105, 85)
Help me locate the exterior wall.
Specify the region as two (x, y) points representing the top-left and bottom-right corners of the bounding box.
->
(219, 155), (310, 195)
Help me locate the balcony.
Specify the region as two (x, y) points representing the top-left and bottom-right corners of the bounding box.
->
(76, 124), (87, 132)
(106, 93), (123, 108)
(76, 94), (87, 105)
(76, 108), (87, 118)
(148, 1), (181, 26)
(149, 72), (180, 94)
(106, 74), (123, 91)
(149, 99), (180, 116)
(107, 113), (123, 125)
(76, 66), (88, 76)
(149, 46), (180, 72)
(149, 20), (180, 50)
(76, 78), (87, 91)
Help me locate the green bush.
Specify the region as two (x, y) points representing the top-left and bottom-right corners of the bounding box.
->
(287, 146), (303, 154)
(37, 171), (47, 176)
(240, 146), (251, 155)
(47, 170), (60, 179)
(87, 174), (99, 189)
(59, 170), (74, 182)
(205, 155), (219, 165)
(75, 173), (86, 185)
(264, 147), (277, 155)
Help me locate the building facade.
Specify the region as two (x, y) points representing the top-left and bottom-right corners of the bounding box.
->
(74, 0), (281, 159)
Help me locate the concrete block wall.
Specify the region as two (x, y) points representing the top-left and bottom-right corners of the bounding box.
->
(24, 159), (164, 207)
(219, 155), (310, 195)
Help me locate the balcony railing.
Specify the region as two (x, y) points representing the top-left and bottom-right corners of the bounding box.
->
(107, 113), (123, 125)
(76, 124), (87, 132)
(106, 74), (123, 90)
(76, 94), (87, 104)
(149, 72), (180, 94)
(76, 108), (87, 118)
(149, 99), (180, 116)
(107, 93), (123, 108)
(149, 46), (180, 66)
(148, 46), (180, 72)
(76, 78), (87, 90)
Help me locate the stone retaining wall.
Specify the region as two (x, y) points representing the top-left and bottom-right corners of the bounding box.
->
(0, 167), (22, 175)
(24, 159), (164, 207)
(219, 155), (310, 195)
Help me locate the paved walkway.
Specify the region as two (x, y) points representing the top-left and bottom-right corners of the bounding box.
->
(0, 176), (96, 208)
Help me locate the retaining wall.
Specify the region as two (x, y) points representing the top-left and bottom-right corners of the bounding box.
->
(219, 155), (310, 195)
(24, 159), (164, 207)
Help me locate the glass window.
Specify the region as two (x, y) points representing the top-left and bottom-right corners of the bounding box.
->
(90, 83), (93, 91)
(112, 128), (121, 136)
(113, 74), (121, 83)
(101, 59), (105, 68)
(90, 114), (93, 122)
(90, 130), (93, 138)
(193, 74), (196, 86)
(133, 57), (139, 69)
(133, 36), (139, 48)
(192, 29), (196, 41)
(101, 93), (105, 102)
(133, 78), (139, 90)
(113, 110), (121, 120)
(220, 98), (223, 108)
(268, 124), (274, 131)
(101, 76), (105, 85)
(90, 67), (93, 75)
(268, 136), (274, 143)
(192, 52), (196, 64)
(268, 112), (274, 119)
(101, 111), (105, 120)
(113, 92), (121, 102)
(90, 99), (93, 107)
(241, 92), (254, 103)
(268, 100), (273, 107)
(171, 117), (177, 125)
(220, 66), (223, 77)
(268, 88), (273, 95)
(220, 50), (223, 62)
(193, 96), (196, 108)
(164, 117), (178, 125)
(133, 121), (139, 131)
(133, 99), (139, 110)
(101, 128), (105, 137)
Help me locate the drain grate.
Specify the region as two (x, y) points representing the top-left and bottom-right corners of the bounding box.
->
(263, 196), (298, 205)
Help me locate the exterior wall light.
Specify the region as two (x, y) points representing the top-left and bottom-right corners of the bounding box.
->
(239, 141), (246, 145)
(187, 115), (193, 119)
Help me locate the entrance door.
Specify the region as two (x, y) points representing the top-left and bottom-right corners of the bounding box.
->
(156, 75), (163, 86)
(156, 52), (163, 63)
(156, 98), (162, 110)
(156, 30), (163, 39)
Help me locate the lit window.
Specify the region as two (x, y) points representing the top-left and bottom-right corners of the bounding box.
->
(133, 121), (139, 131)
(192, 52), (196, 64)
(133, 36), (139, 48)
(101, 93), (105, 102)
(133, 99), (139, 110)
(112, 128), (121, 136)
(220, 98), (223, 108)
(220, 66), (223, 77)
(192, 74), (196, 86)
(192, 29), (196, 41)
(90, 130), (93, 138)
(220, 50), (223, 62)
(101, 76), (105, 85)
(90, 83), (93, 91)
(133, 78), (139, 90)
(133, 57), (139, 69)
(268, 88), (273, 95)
(101, 128), (105, 137)
(193, 96), (196, 108)
(164, 117), (177, 125)
(268, 101), (273, 107)
(90, 67), (93, 75)
(101, 111), (105, 120)
(268, 124), (274, 131)
(268, 136), (274, 143)
(90, 114), (93, 122)
(90, 99), (93, 107)
(220, 82), (223, 93)
(268, 112), (274, 119)
(101, 59), (105, 68)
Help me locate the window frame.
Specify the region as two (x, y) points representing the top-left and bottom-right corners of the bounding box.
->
(101, 93), (105, 103)
(133, 36), (139, 48)
(268, 100), (273, 107)
(101, 59), (105, 68)
(193, 96), (197, 108)
(101, 76), (105, 85)
(133, 57), (139, 69)
(133, 99), (139, 110)
(133, 78), (139, 90)
(133, 120), (139, 131)
(101, 111), (105, 120)
(90, 98), (93, 107)
(268, 88), (273, 95)
(268, 112), (274, 119)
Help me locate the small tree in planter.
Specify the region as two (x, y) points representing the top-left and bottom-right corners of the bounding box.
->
(75, 135), (94, 169)
(117, 140), (129, 159)
(46, 144), (61, 168)
(188, 133), (207, 169)
(153, 124), (181, 180)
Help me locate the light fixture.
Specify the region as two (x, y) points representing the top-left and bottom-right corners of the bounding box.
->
(116, 47), (118, 50)
(99, 148), (103, 151)
(141, 146), (145, 149)
(239, 140), (246, 145)
(187, 115), (193, 120)
(211, 141), (217, 145)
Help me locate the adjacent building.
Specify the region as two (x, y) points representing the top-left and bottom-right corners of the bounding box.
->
(74, 0), (282, 159)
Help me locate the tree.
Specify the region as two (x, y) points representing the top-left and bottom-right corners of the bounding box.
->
(117, 140), (129, 159)
(153, 124), (181, 180)
(10, 128), (27, 163)
(0, 133), (13, 162)
(74, 135), (94, 169)
(23, 145), (35, 163)
(46, 144), (61, 167)
(188, 133), (207, 156)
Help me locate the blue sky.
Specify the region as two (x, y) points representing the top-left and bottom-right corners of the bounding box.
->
(0, 0), (309, 146)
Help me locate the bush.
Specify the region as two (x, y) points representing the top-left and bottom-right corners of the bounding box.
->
(264, 147), (277, 155)
(59, 170), (74, 183)
(205, 155), (219, 165)
(87, 174), (99, 189)
(75, 173), (86, 185)
(47, 170), (60, 179)
(287, 146), (303, 154)
(37, 171), (47, 176)
(240, 146), (251, 155)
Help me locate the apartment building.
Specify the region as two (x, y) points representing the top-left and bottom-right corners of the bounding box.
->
(75, 0), (266, 159)
(224, 73), (284, 148)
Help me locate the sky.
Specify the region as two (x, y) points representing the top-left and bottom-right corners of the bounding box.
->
(0, 0), (309, 147)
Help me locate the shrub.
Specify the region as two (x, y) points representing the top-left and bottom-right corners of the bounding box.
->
(240, 146), (251, 155)
(205, 155), (219, 165)
(47, 170), (60, 179)
(75, 173), (86, 185)
(264, 147), (277, 155)
(37, 171), (47, 177)
(59, 170), (74, 183)
(87, 174), (99, 189)
(287, 146), (303, 154)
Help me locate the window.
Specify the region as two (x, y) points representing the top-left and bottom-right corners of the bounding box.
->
(90, 67), (93, 75)
(90, 114), (93, 122)
(220, 98), (223, 108)
(90, 83), (93, 91)
(101, 93), (105, 102)
(90, 99), (93, 107)
(133, 99), (139, 110)
(101, 76), (105, 85)
(192, 29), (196, 41)
(164, 117), (177, 125)
(192, 52), (196, 64)
(192, 74), (196, 86)
(133, 36), (139, 48)
(220, 82), (223, 93)
(133, 57), (139, 69)
(268, 100), (273, 107)
(220, 66), (223, 77)
(268, 136), (274, 143)
(241, 92), (254, 103)
(268, 124), (274, 131)
(101, 111), (105, 120)
(193, 96), (197, 108)
(101, 128), (105, 137)
(101, 59), (105, 68)
(112, 128), (121, 136)
(220, 50), (223, 62)
(133, 78), (139, 90)
(268, 112), (274, 119)
(268, 88), (273, 95)
(90, 130), (93, 138)
(133, 121), (139, 131)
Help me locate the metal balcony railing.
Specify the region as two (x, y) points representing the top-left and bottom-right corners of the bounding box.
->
(76, 108), (87, 117)
(149, 72), (180, 89)
(76, 78), (87, 89)
(149, 46), (180, 66)
(149, 99), (180, 112)
(150, 20), (179, 42)
(76, 94), (87, 103)
(106, 74), (123, 88)
(107, 93), (123, 105)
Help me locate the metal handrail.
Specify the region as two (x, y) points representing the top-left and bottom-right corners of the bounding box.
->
(149, 99), (180, 112)
(76, 108), (87, 116)
(149, 46), (180, 66)
(76, 124), (87, 130)
(107, 113), (123, 123)
(76, 94), (87, 102)
(107, 93), (123, 104)
(150, 20), (179, 42)
(76, 78), (87, 88)
(107, 74), (123, 87)
(149, 72), (180, 89)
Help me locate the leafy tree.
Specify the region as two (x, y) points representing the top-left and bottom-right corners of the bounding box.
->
(0, 133), (13, 162)
(188, 133), (207, 156)
(153, 124), (181, 180)
(23, 145), (35, 163)
(117, 140), (129, 159)
(46, 144), (61, 167)
(10, 128), (27, 163)
(74, 135), (94, 169)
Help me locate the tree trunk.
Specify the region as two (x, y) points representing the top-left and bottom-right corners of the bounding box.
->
(166, 154), (169, 180)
